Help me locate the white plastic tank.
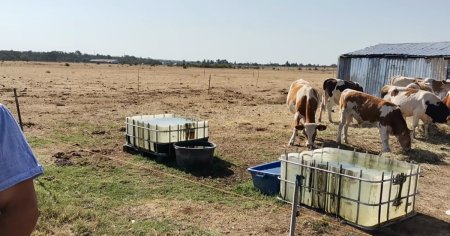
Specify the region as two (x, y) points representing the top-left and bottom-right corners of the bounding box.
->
(125, 114), (209, 152)
(279, 148), (420, 229)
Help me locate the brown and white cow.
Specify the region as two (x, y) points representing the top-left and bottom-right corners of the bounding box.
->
(444, 91), (450, 124)
(390, 76), (450, 99)
(337, 89), (411, 152)
(443, 91), (450, 109)
(381, 85), (450, 138)
(318, 78), (363, 123)
(287, 79), (326, 149)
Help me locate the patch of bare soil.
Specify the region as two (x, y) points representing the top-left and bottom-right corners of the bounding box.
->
(52, 151), (81, 166)
(52, 148), (116, 167)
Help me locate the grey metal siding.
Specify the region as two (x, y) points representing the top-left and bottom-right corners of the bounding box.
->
(337, 57), (351, 80)
(447, 59), (450, 80)
(349, 57), (369, 86)
(338, 56), (448, 96)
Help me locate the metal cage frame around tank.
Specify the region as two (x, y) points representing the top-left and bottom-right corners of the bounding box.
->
(124, 114), (209, 154)
(278, 148), (421, 230)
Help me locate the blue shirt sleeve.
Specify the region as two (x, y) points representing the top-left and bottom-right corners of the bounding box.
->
(0, 104), (44, 191)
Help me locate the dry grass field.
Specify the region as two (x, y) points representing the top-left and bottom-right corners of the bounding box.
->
(0, 61), (449, 235)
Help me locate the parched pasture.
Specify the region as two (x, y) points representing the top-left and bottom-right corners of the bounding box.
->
(1, 62), (449, 235)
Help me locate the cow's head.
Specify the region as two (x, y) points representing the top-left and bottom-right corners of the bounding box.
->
(384, 107), (412, 152)
(295, 123), (327, 149)
(354, 82), (364, 92)
(397, 129), (412, 152)
(425, 101), (449, 123)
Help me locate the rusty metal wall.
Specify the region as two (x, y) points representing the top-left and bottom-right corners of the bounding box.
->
(337, 56), (447, 95)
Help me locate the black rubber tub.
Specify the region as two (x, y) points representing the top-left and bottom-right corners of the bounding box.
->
(173, 141), (216, 169)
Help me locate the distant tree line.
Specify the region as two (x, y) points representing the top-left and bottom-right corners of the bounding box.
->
(0, 50), (337, 68)
(179, 59), (337, 69)
(0, 50), (161, 65)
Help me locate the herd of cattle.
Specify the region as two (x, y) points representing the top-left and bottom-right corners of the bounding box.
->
(286, 76), (450, 152)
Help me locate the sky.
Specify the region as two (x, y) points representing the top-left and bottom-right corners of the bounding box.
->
(1, 0), (450, 65)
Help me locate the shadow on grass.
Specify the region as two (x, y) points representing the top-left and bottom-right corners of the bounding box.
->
(123, 144), (235, 178)
(414, 124), (450, 145)
(164, 155), (235, 178)
(406, 148), (447, 165)
(373, 213), (450, 236)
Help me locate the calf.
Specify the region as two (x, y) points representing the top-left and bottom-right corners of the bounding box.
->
(287, 79), (326, 149)
(337, 89), (411, 152)
(381, 85), (450, 138)
(318, 78), (363, 123)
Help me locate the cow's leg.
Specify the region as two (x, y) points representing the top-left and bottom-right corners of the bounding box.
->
(423, 123), (429, 138)
(289, 112), (301, 145)
(336, 110), (346, 144)
(379, 125), (391, 152)
(412, 115), (420, 138)
(336, 123), (342, 143)
(343, 118), (352, 143)
(422, 119), (430, 138)
(289, 128), (298, 146)
(327, 101), (333, 123)
(318, 93), (327, 123)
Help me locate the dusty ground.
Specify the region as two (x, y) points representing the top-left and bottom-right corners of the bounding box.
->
(0, 61), (449, 235)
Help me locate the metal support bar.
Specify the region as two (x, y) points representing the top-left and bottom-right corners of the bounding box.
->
(323, 162), (329, 210)
(289, 175), (304, 236)
(387, 171), (393, 221)
(283, 152), (289, 199)
(356, 169), (363, 224)
(412, 165), (420, 212)
(378, 172), (385, 226)
(405, 167), (413, 213)
(336, 164), (343, 217)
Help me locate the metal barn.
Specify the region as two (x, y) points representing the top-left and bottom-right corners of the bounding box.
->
(337, 42), (450, 95)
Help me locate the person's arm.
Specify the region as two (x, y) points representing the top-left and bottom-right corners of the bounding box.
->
(0, 179), (39, 236)
(0, 104), (43, 235)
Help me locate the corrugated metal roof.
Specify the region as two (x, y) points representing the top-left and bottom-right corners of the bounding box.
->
(343, 42), (450, 57)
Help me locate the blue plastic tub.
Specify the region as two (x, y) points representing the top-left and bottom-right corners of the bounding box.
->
(247, 161), (281, 195)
